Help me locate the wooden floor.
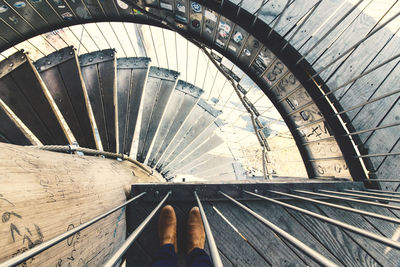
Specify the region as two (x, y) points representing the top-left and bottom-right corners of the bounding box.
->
(126, 198), (400, 266)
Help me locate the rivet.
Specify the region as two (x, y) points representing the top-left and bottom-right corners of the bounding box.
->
(89, 58), (93, 62)
(100, 56), (103, 59)
(254, 189), (258, 193)
(9, 63), (13, 67)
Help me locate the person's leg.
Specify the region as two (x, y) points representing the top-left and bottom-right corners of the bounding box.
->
(186, 207), (213, 267)
(151, 205), (178, 267)
(151, 244), (177, 267)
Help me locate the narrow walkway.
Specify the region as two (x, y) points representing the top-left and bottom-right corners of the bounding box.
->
(126, 197), (400, 266)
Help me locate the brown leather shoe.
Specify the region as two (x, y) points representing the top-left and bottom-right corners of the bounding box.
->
(187, 207), (205, 253)
(158, 205), (177, 253)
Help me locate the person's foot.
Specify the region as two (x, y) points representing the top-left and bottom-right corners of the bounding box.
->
(158, 205), (177, 252)
(187, 207), (205, 253)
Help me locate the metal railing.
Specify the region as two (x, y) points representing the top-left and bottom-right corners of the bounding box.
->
(2, 183), (400, 267)
(0, 192), (147, 267)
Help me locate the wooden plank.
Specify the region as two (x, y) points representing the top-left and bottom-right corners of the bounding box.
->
(346, 201), (400, 238)
(165, 122), (220, 172)
(149, 83), (202, 168)
(0, 52), (70, 145)
(285, 201), (378, 266)
(79, 50), (117, 152)
(320, 2), (399, 86)
(373, 140), (400, 192)
(136, 67), (179, 162)
(167, 132), (224, 174)
(0, 74), (55, 144)
(316, 201), (400, 266)
(126, 201), (161, 266)
(0, 142), (161, 265)
(211, 201), (305, 266)
(306, 0), (374, 70)
(35, 47), (98, 149)
(185, 155), (235, 176)
(361, 99), (400, 174)
(272, 0), (319, 36)
(147, 80), (203, 168)
(155, 103), (207, 170)
(198, 202), (268, 266)
(58, 54), (98, 148)
(146, 91), (185, 165)
(160, 100), (221, 172)
(0, 105), (32, 145)
(246, 201), (342, 266)
(289, 0), (350, 50)
(333, 21), (400, 135)
(117, 58), (150, 155)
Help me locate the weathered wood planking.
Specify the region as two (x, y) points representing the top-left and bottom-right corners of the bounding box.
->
(212, 201), (305, 266)
(159, 114), (219, 174)
(247, 200), (343, 266)
(79, 49), (118, 152)
(285, 201), (378, 266)
(190, 160), (235, 179)
(126, 201), (161, 266)
(0, 142), (161, 265)
(200, 203), (265, 266)
(35, 46), (98, 149)
(0, 51), (70, 145)
(258, 0), (319, 37)
(147, 80), (203, 168)
(306, 0), (375, 70)
(117, 57), (150, 155)
(346, 57), (400, 135)
(373, 139), (400, 192)
(361, 99), (400, 175)
(155, 103), (206, 170)
(289, 1), (353, 51)
(136, 67), (179, 163)
(316, 200), (400, 266)
(170, 135), (224, 176)
(165, 124), (223, 174)
(0, 104), (33, 145)
(180, 154), (232, 178)
(157, 100), (221, 171)
(318, 1), (399, 86)
(334, 26), (400, 110)
(148, 83), (202, 168)
(345, 201), (400, 238)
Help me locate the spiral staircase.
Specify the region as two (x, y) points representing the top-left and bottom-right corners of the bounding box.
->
(1, 0), (400, 266)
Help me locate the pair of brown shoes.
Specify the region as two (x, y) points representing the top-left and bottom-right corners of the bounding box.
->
(158, 205), (205, 253)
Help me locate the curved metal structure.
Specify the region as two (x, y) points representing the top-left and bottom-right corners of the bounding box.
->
(0, 0), (379, 181)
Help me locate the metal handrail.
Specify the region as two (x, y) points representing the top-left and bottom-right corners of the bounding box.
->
(220, 191), (339, 267)
(194, 191), (223, 267)
(245, 190), (400, 250)
(0, 192), (147, 267)
(104, 191), (171, 267)
(294, 189), (400, 211)
(269, 190), (400, 224)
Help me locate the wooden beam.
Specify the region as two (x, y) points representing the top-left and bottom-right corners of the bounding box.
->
(0, 143), (162, 265)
